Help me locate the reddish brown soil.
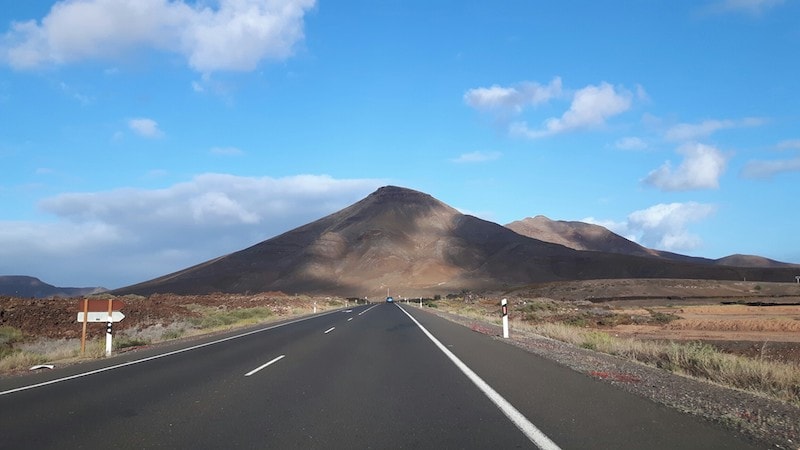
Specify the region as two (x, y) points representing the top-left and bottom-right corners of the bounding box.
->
(0, 293), (324, 341)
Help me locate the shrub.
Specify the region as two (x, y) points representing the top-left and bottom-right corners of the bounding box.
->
(161, 329), (185, 340)
(0, 326), (24, 359)
(580, 331), (614, 352)
(0, 326), (23, 346)
(114, 336), (150, 350)
(189, 307), (273, 330)
(0, 351), (48, 372)
(648, 310), (681, 324)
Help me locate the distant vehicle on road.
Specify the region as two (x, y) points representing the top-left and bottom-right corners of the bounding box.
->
(386, 296), (394, 303)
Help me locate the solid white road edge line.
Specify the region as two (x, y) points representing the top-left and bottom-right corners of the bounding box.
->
(396, 304), (561, 450)
(0, 308), (344, 397)
(245, 355), (286, 377)
(357, 304), (379, 316)
(324, 327), (336, 334)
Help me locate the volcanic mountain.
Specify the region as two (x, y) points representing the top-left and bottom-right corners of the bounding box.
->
(506, 216), (796, 268)
(115, 186), (798, 297)
(0, 276), (106, 298)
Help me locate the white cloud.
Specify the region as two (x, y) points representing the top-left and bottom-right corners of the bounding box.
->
(629, 202), (717, 250)
(1, 0), (316, 73)
(777, 139), (800, 150)
(710, 0), (784, 14)
(510, 82), (633, 139)
(128, 118), (163, 138)
(614, 136), (648, 151)
(665, 117), (765, 142)
(643, 143), (727, 191)
(741, 157), (800, 179)
(587, 202), (717, 252)
(0, 174), (383, 288)
(463, 77), (562, 114)
(451, 151), (501, 163)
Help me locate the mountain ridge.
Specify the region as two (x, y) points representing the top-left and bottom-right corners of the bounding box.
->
(0, 276), (107, 299)
(113, 186), (799, 297)
(506, 215), (797, 268)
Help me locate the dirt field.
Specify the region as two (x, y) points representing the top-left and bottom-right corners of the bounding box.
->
(504, 278), (800, 364)
(0, 292), (350, 341)
(608, 303), (800, 363)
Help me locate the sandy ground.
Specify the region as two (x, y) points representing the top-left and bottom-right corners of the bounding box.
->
(610, 303), (800, 363)
(507, 279), (800, 363)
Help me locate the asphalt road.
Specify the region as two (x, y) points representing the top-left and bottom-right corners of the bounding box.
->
(0, 303), (763, 449)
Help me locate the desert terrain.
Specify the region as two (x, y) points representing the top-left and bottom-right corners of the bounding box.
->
(506, 278), (800, 363)
(2, 278), (800, 447)
(2, 278), (798, 366)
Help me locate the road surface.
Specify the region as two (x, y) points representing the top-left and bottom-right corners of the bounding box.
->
(0, 303), (762, 449)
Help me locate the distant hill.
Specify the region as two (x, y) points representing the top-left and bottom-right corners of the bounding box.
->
(114, 186), (800, 298)
(506, 215), (661, 257)
(0, 276), (107, 298)
(506, 216), (797, 268)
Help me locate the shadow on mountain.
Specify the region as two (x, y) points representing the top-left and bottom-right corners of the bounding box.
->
(113, 186), (800, 298)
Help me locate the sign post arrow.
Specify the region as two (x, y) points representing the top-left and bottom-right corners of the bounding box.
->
(77, 311), (125, 323)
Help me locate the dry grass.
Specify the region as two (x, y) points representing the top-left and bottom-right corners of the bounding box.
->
(427, 297), (800, 406)
(513, 320), (800, 405)
(0, 303), (324, 373)
(667, 319), (800, 333)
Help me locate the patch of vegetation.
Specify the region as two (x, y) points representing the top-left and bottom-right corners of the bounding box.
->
(564, 315), (589, 327)
(0, 326), (24, 359)
(556, 309), (632, 328)
(580, 331), (614, 352)
(188, 306), (274, 330)
(114, 336), (150, 350)
(422, 299), (438, 308)
(161, 328), (185, 340)
(647, 309), (681, 324)
(0, 350), (48, 372)
(517, 301), (557, 320)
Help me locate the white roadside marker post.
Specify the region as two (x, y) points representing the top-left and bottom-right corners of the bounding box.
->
(105, 298), (114, 357)
(314, 302), (317, 313)
(501, 298), (509, 339)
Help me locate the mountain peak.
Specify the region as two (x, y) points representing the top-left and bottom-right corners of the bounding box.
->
(113, 187), (799, 297)
(365, 185), (442, 206)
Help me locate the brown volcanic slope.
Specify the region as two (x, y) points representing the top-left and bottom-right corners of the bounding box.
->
(506, 216), (797, 268)
(506, 216), (659, 257)
(115, 186), (799, 298)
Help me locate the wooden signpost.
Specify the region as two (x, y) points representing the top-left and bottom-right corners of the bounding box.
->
(77, 298), (126, 356)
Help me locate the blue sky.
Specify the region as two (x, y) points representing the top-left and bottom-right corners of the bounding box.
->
(1, 0), (799, 289)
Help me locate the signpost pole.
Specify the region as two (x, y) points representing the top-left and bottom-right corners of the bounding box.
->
(105, 298), (113, 357)
(80, 299), (89, 355)
(501, 298), (509, 339)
